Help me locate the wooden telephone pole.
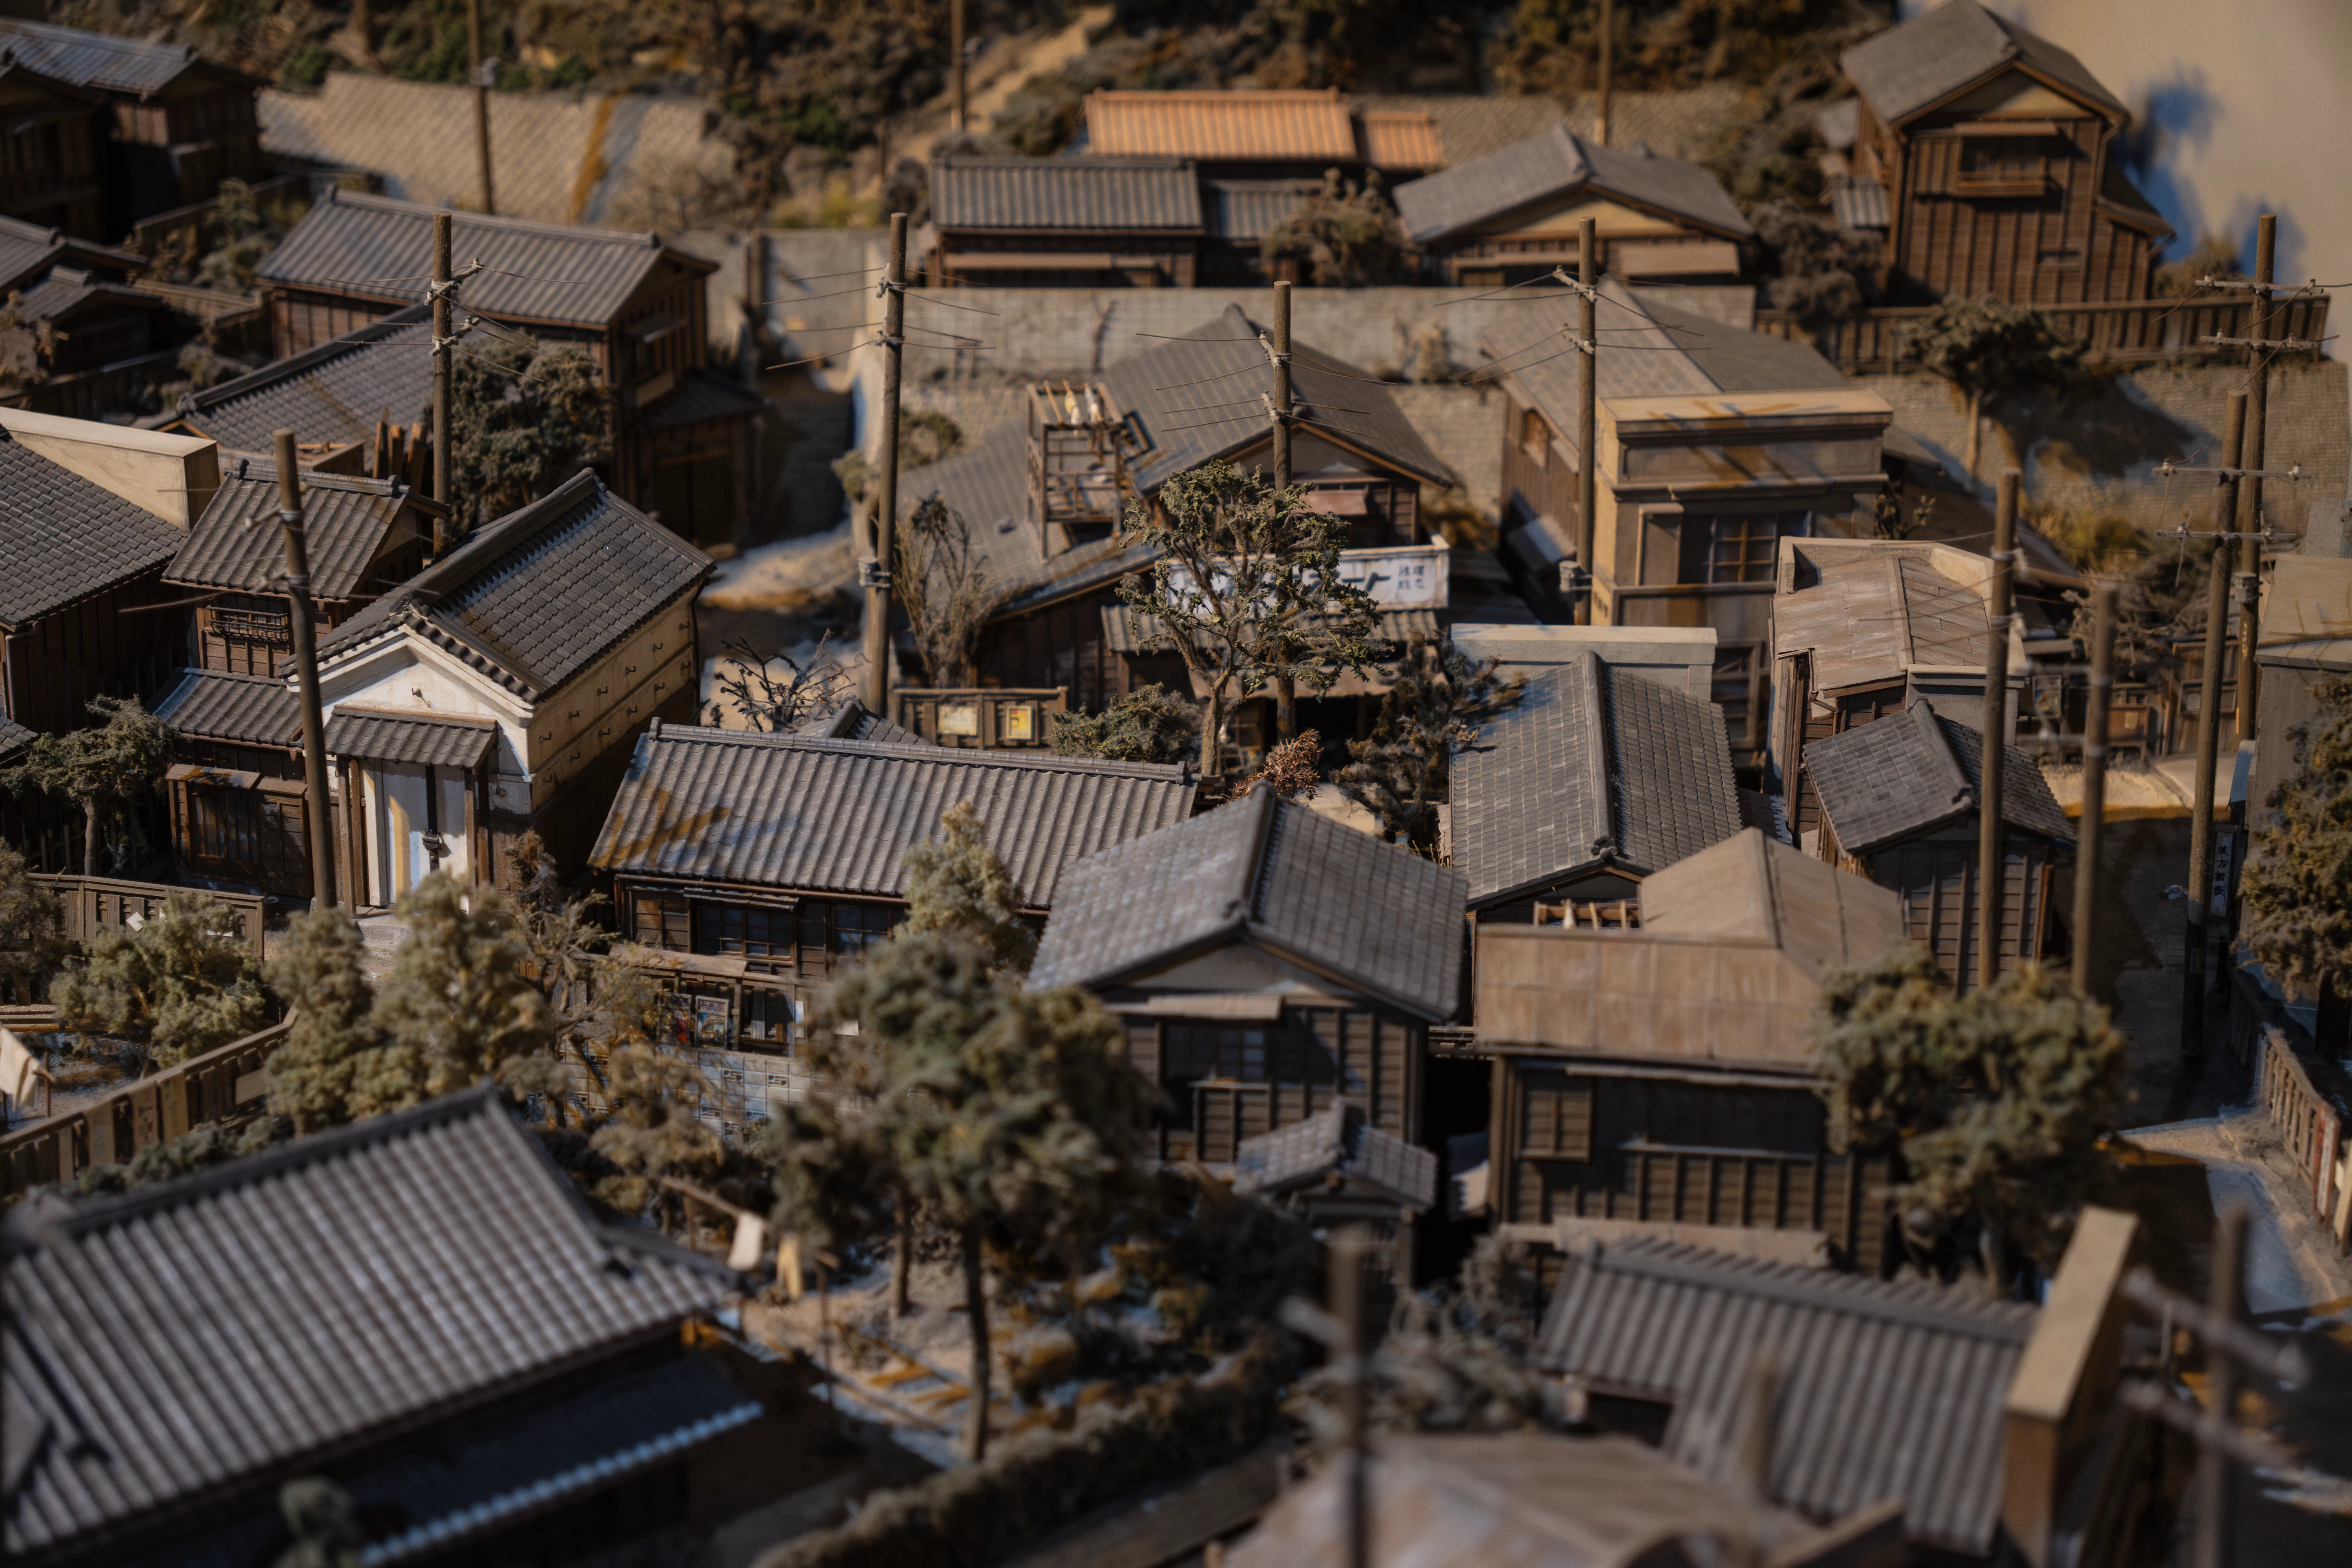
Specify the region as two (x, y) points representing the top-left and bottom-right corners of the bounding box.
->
(2183, 392), (2248, 1054)
(431, 212), (453, 543)
(950, 0), (967, 135)
(274, 430), (339, 912)
(1573, 216), (1597, 626)
(2071, 581), (2116, 1000)
(1594, 0), (1613, 147)
(2234, 214), (2276, 746)
(862, 214), (909, 719)
(1270, 279), (1298, 740)
(468, 0), (494, 214)
(1976, 470), (2018, 992)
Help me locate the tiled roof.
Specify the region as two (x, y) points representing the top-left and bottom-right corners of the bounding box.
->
(1028, 787), (1467, 1022)
(1353, 95), (1570, 166)
(1772, 541), (1991, 695)
(1805, 699), (2076, 854)
(166, 458), (430, 599)
(1232, 1101), (1439, 1210)
(793, 696), (927, 747)
(8, 267), (162, 324)
(633, 367), (768, 434)
(153, 669), (299, 747)
(1085, 89), (1357, 161)
(0, 428), (187, 628)
(323, 708), (498, 768)
(0, 17), (250, 96)
(592, 725), (1195, 907)
(316, 470), (712, 701)
(176, 303), (456, 455)
(0, 217), (147, 294)
(261, 187), (695, 330)
(2096, 159), (2174, 236)
(1357, 109), (1443, 169)
(1205, 178), (1318, 242)
(1839, 0), (2126, 127)
(933, 156), (1203, 230)
(1638, 827), (1911, 983)
(1098, 604), (1441, 656)
(0, 1087), (730, 1562)
(1452, 652), (1742, 906)
(0, 714), (34, 760)
(1536, 1236), (2036, 1556)
(1393, 122), (1753, 247)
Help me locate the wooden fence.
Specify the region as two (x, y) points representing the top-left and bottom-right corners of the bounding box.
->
(0, 1016), (289, 1198)
(1755, 293), (2333, 374)
(32, 873), (268, 961)
(0, 348), (183, 421)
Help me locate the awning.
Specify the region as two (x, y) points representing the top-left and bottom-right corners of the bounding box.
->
(323, 708), (498, 769)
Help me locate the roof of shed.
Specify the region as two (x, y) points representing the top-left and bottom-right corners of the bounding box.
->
(0, 715), (31, 761)
(591, 726), (1195, 907)
(153, 668), (299, 747)
(1536, 1236), (2036, 1556)
(1393, 122), (1752, 246)
(1839, 0), (2126, 127)
(1804, 699), (2075, 854)
(1357, 109), (1443, 169)
(633, 368), (769, 434)
(261, 187), (700, 328)
(933, 156), (1204, 230)
(0, 1086), (728, 1561)
(8, 268), (162, 323)
(316, 469), (711, 702)
(1086, 89), (1358, 161)
(0, 16), (258, 96)
(167, 459), (429, 599)
(176, 303), (458, 454)
(1452, 651), (1742, 906)
(1205, 178), (1318, 242)
(1233, 1101), (1439, 1210)
(1638, 827), (1909, 982)
(0, 427), (187, 628)
(1772, 540), (1991, 695)
(1027, 786), (1467, 1022)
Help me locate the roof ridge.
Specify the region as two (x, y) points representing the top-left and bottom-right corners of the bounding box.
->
(162, 664), (281, 686)
(1578, 652), (1618, 861)
(1910, 698), (1976, 807)
(646, 724), (1193, 782)
(1238, 785), (1281, 925)
(185, 302), (435, 412)
(1590, 1238), (2035, 1341)
(322, 185), (663, 249)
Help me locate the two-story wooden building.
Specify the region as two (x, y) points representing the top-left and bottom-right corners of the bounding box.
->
(259, 190), (766, 546)
(0, 60), (105, 239)
(1834, 0), (2171, 306)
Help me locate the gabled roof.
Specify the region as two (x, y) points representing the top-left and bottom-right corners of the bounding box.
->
(1840, 0), (2127, 128)
(933, 156), (1203, 231)
(1394, 122), (1753, 247)
(314, 470), (711, 702)
(175, 303), (470, 455)
(1537, 1236), (2037, 1557)
(261, 187), (704, 329)
(1085, 89), (1358, 161)
(1452, 652), (1742, 907)
(1773, 539), (1991, 695)
(1233, 1101), (1439, 1211)
(0, 216), (140, 295)
(0, 426), (186, 629)
(0, 16), (262, 96)
(0, 1087), (729, 1563)
(1205, 178), (1318, 242)
(792, 696), (926, 747)
(592, 725), (1195, 907)
(1805, 699), (2075, 854)
(8, 267), (163, 325)
(166, 458), (433, 600)
(153, 668), (299, 747)
(1638, 827), (1910, 983)
(1027, 787), (1467, 1023)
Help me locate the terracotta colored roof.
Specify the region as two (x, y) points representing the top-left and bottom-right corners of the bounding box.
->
(1358, 109), (1443, 169)
(1085, 89), (1357, 162)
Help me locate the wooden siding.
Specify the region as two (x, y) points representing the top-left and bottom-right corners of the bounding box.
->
(2, 566), (186, 737)
(1860, 834), (2058, 990)
(978, 588), (1131, 714)
(1123, 1003), (1423, 1167)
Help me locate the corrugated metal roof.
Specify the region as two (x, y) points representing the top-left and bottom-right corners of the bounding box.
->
(153, 668), (299, 747)
(1086, 89), (1358, 161)
(316, 470), (712, 701)
(1536, 1236), (2035, 1557)
(0, 429), (186, 629)
(323, 708), (497, 768)
(1205, 179), (1316, 242)
(1394, 122), (1753, 247)
(1233, 1101), (1439, 1209)
(1028, 788), (1466, 1022)
(0, 1086), (729, 1561)
(934, 156), (1203, 231)
(167, 461), (428, 599)
(1840, 0), (2126, 127)
(0, 17), (238, 96)
(177, 303), (455, 455)
(1804, 698), (2075, 854)
(1452, 651), (1741, 906)
(1358, 110), (1443, 169)
(592, 725), (1196, 906)
(261, 188), (694, 330)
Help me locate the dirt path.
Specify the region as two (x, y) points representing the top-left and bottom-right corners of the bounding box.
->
(889, 4), (1112, 169)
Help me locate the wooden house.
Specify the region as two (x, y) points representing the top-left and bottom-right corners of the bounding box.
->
(1481, 285), (1892, 760)
(1475, 828), (1907, 1270)
(0, 1085), (755, 1568)
(1802, 698), (2074, 987)
(1835, 0), (2171, 306)
(259, 190), (766, 546)
(0, 61), (105, 239)
(310, 467), (711, 900)
(1393, 122), (1753, 288)
(1452, 649), (1742, 923)
(929, 156), (1205, 288)
(152, 669), (308, 897)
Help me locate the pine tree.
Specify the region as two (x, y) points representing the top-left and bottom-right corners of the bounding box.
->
(53, 893), (269, 1073)
(430, 331), (608, 532)
(1046, 683), (1201, 766)
(1906, 295), (2107, 481)
(263, 908), (384, 1133)
(3, 694), (171, 875)
(586, 962), (726, 1227)
(0, 843), (64, 1005)
(359, 873), (555, 1116)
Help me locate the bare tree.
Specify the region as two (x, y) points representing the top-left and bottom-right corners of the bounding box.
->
(896, 495), (998, 688)
(707, 632), (851, 730)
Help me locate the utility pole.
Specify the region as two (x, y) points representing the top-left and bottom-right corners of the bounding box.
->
(1976, 469), (2018, 993)
(1330, 1230), (1371, 1568)
(950, 0), (967, 136)
(1594, 0), (1612, 147)
(1574, 216), (1597, 626)
(2071, 580), (2116, 1001)
(1271, 279), (1297, 741)
(2235, 214), (2276, 746)
(2191, 1203), (2248, 1568)
(431, 211), (453, 543)
(2183, 391), (2248, 1054)
(275, 430), (339, 913)
(862, 213), (909, 719)
(468, 0), (494, 214)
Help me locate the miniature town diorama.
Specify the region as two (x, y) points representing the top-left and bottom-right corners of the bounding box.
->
(2, 2), (2349, 1564)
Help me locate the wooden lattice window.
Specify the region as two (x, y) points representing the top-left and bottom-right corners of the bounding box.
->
(1704, 512), (1808, 584)
(1519, 1071), (1593, 1160)
(212, 606), (292, 646)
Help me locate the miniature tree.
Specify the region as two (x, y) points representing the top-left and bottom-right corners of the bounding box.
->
(1753, 200), (1883, 336)
(264, 907), (384, 1134)
(707, 633), (851, 731)
(1906, 295), (2106, 481)
(1047, 683), (1201, 766)
(1340, 638), (1521, 846)
(1815, 948), (2127, 1279)
(503, 830), (609, 1021)
(589, 983), (728, 1230)
(2242, 675), (2352, 1048)
(895, 495), (998, 688)
(0, 843), (65, 1005)
(53, 893), (270, 1073)
(272, 1477), (359, 1568)
(902, 801), (1036, 975)
(430, 330), (607, 532)
(4, 694), (172, 876)
(1239, 730), (1324, 802)
(358, 872), (556, 1116)
(1118, 459), (1381, 779)
(1262, 170), (1414, 287)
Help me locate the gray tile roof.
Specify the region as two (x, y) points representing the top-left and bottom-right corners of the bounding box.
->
(0, 17), (250, 96)
(0, 714), (33, 761)
(176, 304), (467, 455)
(0, 1086), (730, 1563)
(153, 668), (299, 747)
(166, 459), (431, 600)
(1839, 0), (2126, 127)
(0, 217), (139, 295)
(634, 367), (768, 434)
(1536, 1236), (2036, 1557)
(1232, 1100), (1439, 1210)
(261, 187), (696, 330)
(592, 724), (1196, 907)
(1452, 651), (1742, 907)
(1027, 786), (1467, 1022)
(934, 156), (1203, 230)
(9, 267), (162, 325)
(316, 470), (712, 701)
(1805, 699), (2075, 855)
(0, 428), (187, 629)
(794, 697), (927, 747)
(1205, 179), (1317, 242)
(1393, 122), (1753, 247)
(323, 708), (498, 768)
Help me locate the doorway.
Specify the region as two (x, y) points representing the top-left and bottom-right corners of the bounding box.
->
(363, 763), (470, 904)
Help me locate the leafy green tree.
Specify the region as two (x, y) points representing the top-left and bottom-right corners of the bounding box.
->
(2243, 675), (2352, 1042)
(0, 843), (65, 1005)
(1262, 171), (1415, 287)
(431, 330), (607, 532)
(53, 893), (270, 1073)
(6, 694), (171, 875)
(1118, 459), (1381, 779)
(1047, 684), (1201, 766)
(1906, 294), (2107, 481)
(76, 1116), (288, 1197)
(1339, 637), (1521, 845)
(902, 800), (1035, 975)
(590, 1040), (728, 1229)
(264, 907), (386, 1134)
(1815, 948), (2127, 1278)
